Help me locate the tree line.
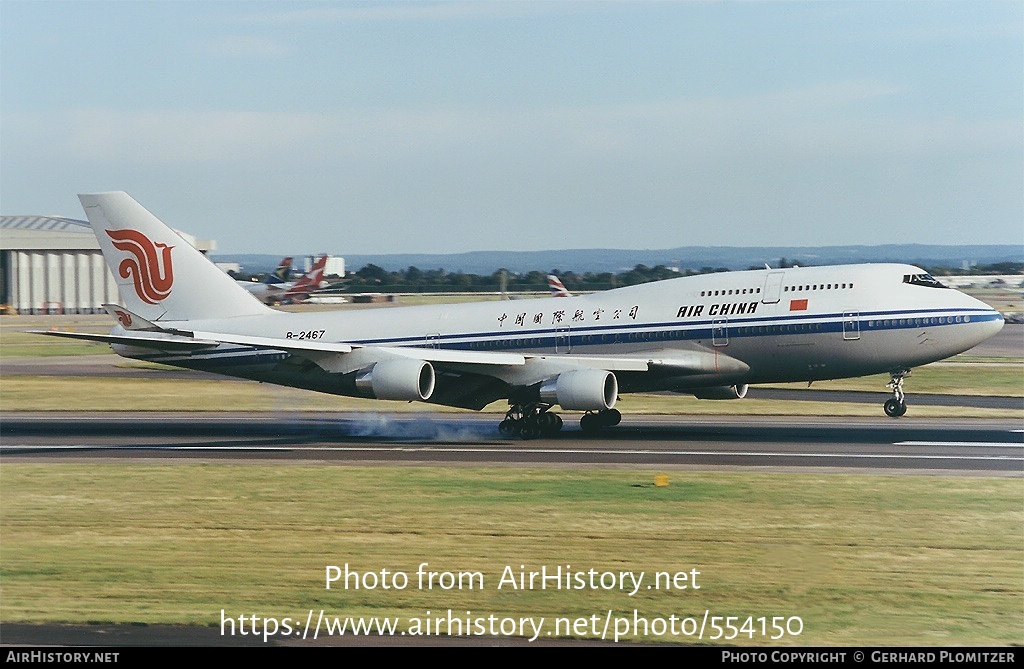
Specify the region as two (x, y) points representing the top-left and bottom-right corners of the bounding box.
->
(339, 264), (728, 293)
(331, 261), (1022, 293)
(234, 261), (1022, 293)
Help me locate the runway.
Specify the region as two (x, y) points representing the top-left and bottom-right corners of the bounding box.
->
(2, 412), (1021, 474)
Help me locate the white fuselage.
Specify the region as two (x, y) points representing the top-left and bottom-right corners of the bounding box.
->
(115, 263), (1003, 400)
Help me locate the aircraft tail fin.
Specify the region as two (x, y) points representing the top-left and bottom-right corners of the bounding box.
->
(547, 274), (572, 298)
(266, 257), (293, 284)
(79, 192), (272, 322)
(282, 254), (328, 301)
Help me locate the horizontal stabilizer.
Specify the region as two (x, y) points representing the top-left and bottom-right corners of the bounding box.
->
(32, 330), (220, 352)
(101, 304), (162, 331)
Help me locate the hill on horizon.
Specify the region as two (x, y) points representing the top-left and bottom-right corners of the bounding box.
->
(216, 244), (1023, 275)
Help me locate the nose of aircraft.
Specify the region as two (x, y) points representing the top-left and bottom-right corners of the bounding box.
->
(977, 308), (1005, 340)
(964, 296), (1004, 348)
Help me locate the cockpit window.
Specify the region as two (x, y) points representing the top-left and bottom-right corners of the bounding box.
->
(902, 273), (948, 289)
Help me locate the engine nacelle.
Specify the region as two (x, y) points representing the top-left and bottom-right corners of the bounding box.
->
(692, 384), (749, 400)
(355, 359), (435, 401)
(539, 369), (617, 411)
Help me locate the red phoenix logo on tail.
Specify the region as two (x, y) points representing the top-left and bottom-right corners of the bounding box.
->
(113, 309), (133, 328)
(106, 229), (174, 304)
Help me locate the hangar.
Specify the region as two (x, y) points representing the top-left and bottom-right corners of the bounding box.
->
(0, 215), (215, 314)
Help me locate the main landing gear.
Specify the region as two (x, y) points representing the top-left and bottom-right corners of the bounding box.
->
(499, 403), (563, 440)
(580, 408), (621, 432)
(499, 404), (622, 439)
(884, 369), (910, 418)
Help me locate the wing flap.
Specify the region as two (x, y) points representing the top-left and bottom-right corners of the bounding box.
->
(373, 346), (525, 366)
(522, 354), (649, 372)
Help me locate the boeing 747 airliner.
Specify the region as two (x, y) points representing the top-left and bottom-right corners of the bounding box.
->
(41, 192), (1004, 439)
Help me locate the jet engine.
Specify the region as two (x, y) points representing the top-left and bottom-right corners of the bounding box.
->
(539, 369), (618, 411)
(355, 359), (435, 401)
(692, 384), (749, 400)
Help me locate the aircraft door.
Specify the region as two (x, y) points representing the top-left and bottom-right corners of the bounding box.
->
(761, 272), (784, 304)
(842, 312), (860, 341)
(425, 333), (440, 349)
(712, 319), (729, 347)
(555, 327), (571, 353)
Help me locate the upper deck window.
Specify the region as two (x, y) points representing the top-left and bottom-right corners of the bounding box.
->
(902, 273), (948, 289)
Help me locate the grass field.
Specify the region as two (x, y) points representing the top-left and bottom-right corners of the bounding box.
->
(2, 466), (1021, 645)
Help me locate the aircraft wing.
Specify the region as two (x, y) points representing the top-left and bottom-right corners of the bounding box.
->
(189, 332), (747, 378)
(39, 325), (744, 377)
(34, 327), (745, 408)
(189, 331), (526, 365)
(191, 331), (653, 372)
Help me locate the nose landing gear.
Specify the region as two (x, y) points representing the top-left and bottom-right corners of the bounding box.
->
(884, 369), (910, 417)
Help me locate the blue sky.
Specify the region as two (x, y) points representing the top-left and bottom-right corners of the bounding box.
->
(2, 1), (1021, 255)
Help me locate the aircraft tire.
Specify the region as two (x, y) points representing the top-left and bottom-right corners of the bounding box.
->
(539, 412), (563, 435)
(580, 413), (601, 433)
(518, 420), (542, 440)
(884, 398), (906, 418)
